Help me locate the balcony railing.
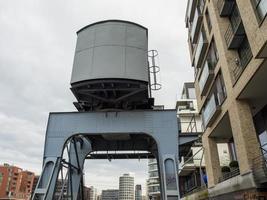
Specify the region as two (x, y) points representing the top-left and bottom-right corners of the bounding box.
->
(202, 94), (221, 128)
(217, 0), (235, 17)
(218, 168), (240, 183)
(252, 145), (267, 185)
(194, 33), (208, 69)
(199, 61), (215, 96)
(190, 6), (203, 43)
(224, 6), (245, 49)
(232, 38), (253, 81)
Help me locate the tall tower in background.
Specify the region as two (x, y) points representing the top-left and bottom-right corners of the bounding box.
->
(119, 173), (134, 200)
(146, 159), (160, 200)
(135, 185), (142, 200)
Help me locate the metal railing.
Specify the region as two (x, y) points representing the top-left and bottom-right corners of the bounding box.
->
(224, 5), (243, 48)
(232, 38), (253, 81)
(178, 114), (203, 133)
(252, 145), (267, 185)
(218, 167), (240, 183)
(181, 185), (207, 198)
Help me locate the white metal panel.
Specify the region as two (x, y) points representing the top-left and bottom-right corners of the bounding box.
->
(125, 47), (148, 81)
(93, 46), (125, 79)
(94, 23), (126, 46)
(126, 24), (147, 50)
(75, 27), (95, 52)
(71, 48), (94, 83)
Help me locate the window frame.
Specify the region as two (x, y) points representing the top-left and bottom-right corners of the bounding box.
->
(252, 0), (267, 25)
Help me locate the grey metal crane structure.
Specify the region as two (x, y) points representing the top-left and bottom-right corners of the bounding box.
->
(32, 20), (197, 200)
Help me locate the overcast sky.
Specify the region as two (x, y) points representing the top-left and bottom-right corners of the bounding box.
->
(0, 0), (193, 194)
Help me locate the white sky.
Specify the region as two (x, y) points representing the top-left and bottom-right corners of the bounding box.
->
(0, 0), (193, 194)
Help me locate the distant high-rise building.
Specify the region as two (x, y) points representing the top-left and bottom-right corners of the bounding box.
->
(102, 189), (119, 200)
(147, 159), (160, 200)
(0, 163), (35, 200)
(119, 173), (134, 200)
(89, 186), (97, 200)
(83, 186), (91, 200)
(135, 185), (142, 200)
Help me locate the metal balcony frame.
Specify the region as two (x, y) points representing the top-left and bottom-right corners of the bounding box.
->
(224, 5), (246, 49)
(232, 38), (253, 82)
(252, 145), (267, 186)
(202, 94), (222, 128)
(199, 60), (215, 96)
(194, 35), (208, 69)
(191, 7), (204, 44)
(217, 0), (235, 17)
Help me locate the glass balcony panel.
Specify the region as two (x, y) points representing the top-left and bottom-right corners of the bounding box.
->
(190, 7), (203, 43)
(199, 61), (214, 95)
(256, 0), (267, 21)
(202, 94), (218, 127)
(187, 0), (197, 22)
(194, 33), (208, 68)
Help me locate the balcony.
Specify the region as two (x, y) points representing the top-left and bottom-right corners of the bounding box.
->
(199, 61), (215, 96)
(187, 0), (197, 23)
(232, 38), (253, 81)
(202, 94), (221, 128)
(224, 6), (246, 49)
(217, 0), (235, 17)
(194, 33), (208, 69)
(190, 6), (203, 43)
(218, 168), (240, 183)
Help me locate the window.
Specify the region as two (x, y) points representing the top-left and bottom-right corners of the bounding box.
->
(206, 9), (212, 32)
(207, 39), (219, 68)
(238, 37), (253, 68)
(0, 173), (3, 186)
(254, 0), (267, 22)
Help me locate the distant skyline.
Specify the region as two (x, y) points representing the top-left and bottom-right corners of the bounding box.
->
(0, 0), (193, 193)
(85, 169), (145, 195)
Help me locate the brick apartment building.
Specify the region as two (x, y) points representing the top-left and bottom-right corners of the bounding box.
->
(0, 163), (34, 200)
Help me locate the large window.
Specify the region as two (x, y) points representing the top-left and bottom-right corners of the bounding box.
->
(254, 0), (267, 22)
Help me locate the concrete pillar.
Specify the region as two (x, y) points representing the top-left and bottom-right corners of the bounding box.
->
(202, 134), (222, 187)
(228, 100), (262, 174)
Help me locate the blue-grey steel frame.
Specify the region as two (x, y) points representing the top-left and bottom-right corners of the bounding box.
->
(32, 110), (180, 200)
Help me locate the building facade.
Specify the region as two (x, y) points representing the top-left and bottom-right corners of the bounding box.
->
(0, 163), (35, 200)
(177, 82), (230, 199)
(102, 189), (119, 200)
(119, 174), (134, 200)
(89, 186), (97, 200)
(135, 185), (142, 200)
(185, 0), (267, 199)
(146, 159), (160, 200)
